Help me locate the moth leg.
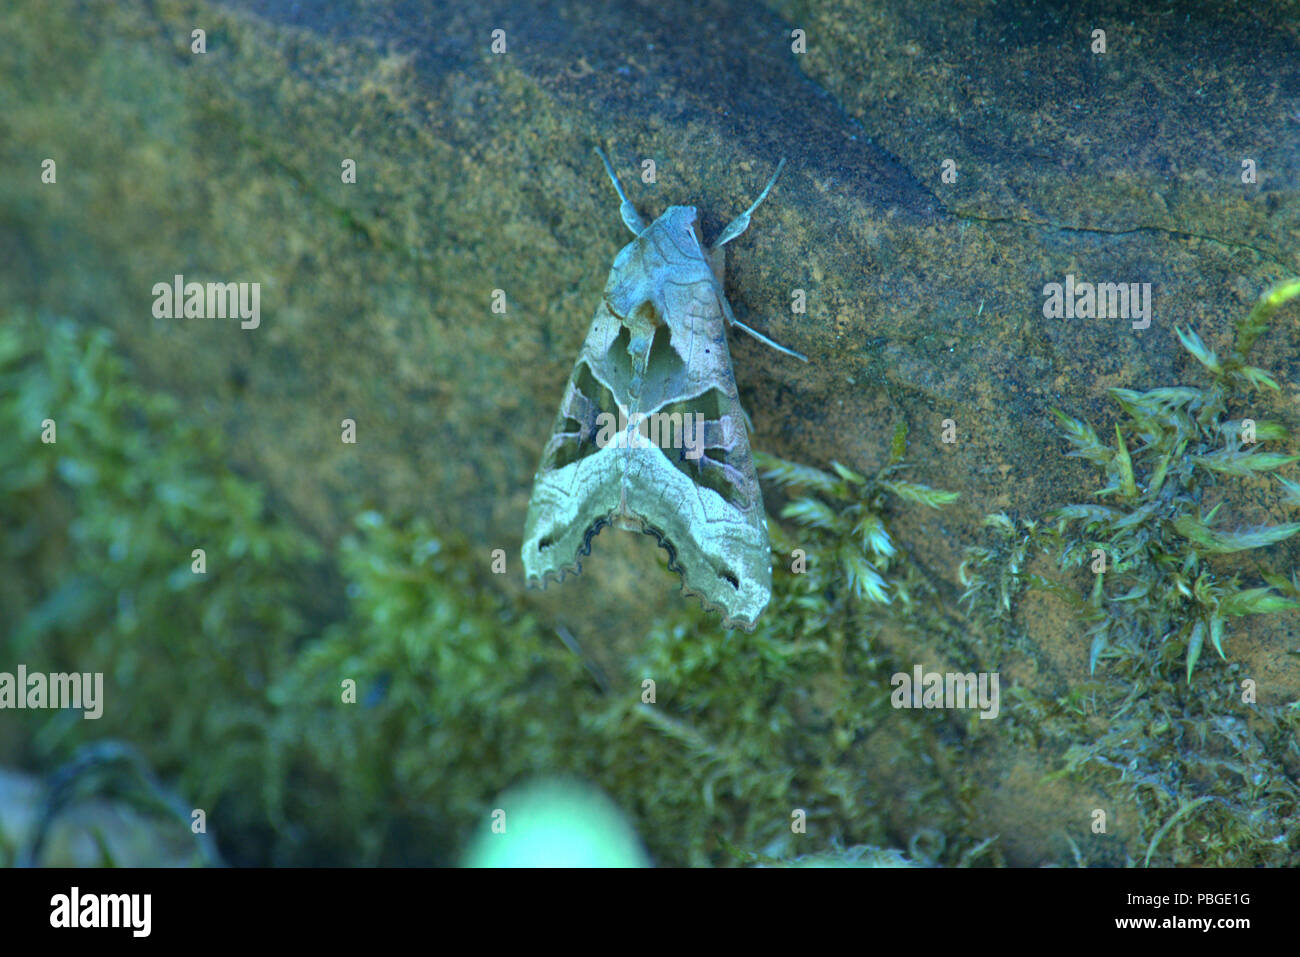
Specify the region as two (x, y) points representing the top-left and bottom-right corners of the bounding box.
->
(731, 317), (808, 362)
(713, 281), (809, 362)
(594, 146), (647, 236)
(711, 157), (785, 249)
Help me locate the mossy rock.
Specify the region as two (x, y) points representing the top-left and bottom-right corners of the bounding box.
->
(2, 0), (1299, 865)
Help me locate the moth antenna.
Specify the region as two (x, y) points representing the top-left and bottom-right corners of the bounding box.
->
(732, 318), (809, 362)
(594, 146), (647, 236)
(712, 157), (786, 250)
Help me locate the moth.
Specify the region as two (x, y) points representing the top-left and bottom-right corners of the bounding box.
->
(522, 148), (806, 630)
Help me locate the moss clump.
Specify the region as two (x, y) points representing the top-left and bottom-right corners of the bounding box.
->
(257, 509), (601, 865)
(758, 423), (960, 612)
(961, 280), (1300, 865)
(981, 279), (1300, 682)
(0, 315), (324, 830)
(1, 313), (603, 864)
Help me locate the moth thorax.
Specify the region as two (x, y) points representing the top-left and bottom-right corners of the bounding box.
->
(630, 300), (662, 327)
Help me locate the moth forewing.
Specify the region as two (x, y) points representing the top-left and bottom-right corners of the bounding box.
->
(522, 152), (797, 630)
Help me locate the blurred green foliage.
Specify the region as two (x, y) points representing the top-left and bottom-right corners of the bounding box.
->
(6, 293), (1297, 868)
(2, 313), (971, 866)
(2, 314), (324, 861)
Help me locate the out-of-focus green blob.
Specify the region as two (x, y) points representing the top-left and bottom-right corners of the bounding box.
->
(464, 779), (650, 868)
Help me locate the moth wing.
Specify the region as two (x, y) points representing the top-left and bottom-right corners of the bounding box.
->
(618, 279), (772, 629)
(522, 304), (630, 587)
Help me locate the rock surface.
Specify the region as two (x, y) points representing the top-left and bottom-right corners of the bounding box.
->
(4, 0), (1298, 865)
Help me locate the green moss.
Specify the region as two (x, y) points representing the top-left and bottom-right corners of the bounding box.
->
(983, 279), (1300, 683)
(1, 313), (600, 863)
(2, 314), (982, 866)
(11, 290), (1296, 867)
(961, 280), (1300, 865)
(757, 423), (960, 612)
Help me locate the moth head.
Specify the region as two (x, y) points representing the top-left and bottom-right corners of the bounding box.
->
(659, 205), (702, 248)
